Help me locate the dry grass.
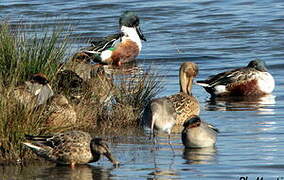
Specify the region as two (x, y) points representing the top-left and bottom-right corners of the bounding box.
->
(72, 67), (164, 130)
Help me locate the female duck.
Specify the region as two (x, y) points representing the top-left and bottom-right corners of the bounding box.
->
(23, 130), (119, 167)
(143, 62), (200, 136)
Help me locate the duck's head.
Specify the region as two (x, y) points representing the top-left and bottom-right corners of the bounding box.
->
(30, 73), (49, 85)
(90, 138), (120, 166)
(183, 115), (201, 129)
(179, 62), (199, 95)
(247, 59), (268, 72)
(25, 73), (51, 97)
(119, 11), (146, 41)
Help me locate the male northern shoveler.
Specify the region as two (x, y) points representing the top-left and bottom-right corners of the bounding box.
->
(196, 59), (275, 97)
(142, 62), (200, 137)
(182, 115), (219, 148)
(23, 130), (119, 167)
(83, 11), (146, 66)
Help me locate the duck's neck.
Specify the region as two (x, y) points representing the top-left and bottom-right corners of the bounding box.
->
(121, 26), (142, 51)
(179, 72), (193, 96)
(91, 152), (101, 162)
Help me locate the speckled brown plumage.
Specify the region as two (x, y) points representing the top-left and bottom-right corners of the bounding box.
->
(23, 130), (119, 167)
(143, 62), (200, 135)
(45, 94), (77, 128)
(167, 92), (200, 125)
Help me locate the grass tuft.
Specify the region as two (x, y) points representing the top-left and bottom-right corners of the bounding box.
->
(0, 22), (70, 163)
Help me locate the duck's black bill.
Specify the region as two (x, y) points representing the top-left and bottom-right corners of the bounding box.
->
(136, 26), (146, 41)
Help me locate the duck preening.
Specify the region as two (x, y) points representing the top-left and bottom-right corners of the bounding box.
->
(142, 62), (200, 138)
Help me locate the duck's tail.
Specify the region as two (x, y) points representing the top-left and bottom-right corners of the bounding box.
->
(195, 80), (210, 87)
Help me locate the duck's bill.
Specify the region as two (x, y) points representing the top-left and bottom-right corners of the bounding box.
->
(136, 26), (146, 41)
(104, 151), (120, 166)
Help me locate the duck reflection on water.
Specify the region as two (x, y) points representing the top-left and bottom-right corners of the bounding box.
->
(204, 94), (276, 113)
(183, 146), (217, 165)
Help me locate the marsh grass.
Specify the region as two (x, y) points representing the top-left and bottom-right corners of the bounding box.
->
(0, 22), (70, 162)
(0, 93), (49, 162)
(94, 70), (164, 128)
(0, 23), (68, 86)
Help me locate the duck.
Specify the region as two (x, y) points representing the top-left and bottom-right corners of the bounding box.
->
(82, 11), (146, 66)
(23, 130), (119, 167)
(14, 73), (54, 106)
(142, 62), (200, 137)
(196, 59), (275, 97)
(182, 115), (219, 148)
(44, 94), (77, 128)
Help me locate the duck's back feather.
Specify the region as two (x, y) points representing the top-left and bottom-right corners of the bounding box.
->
(167, 92), (200, 125)
(86, 33), (123, 53)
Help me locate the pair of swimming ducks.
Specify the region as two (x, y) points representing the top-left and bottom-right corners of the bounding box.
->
(23, 11), (275, 167)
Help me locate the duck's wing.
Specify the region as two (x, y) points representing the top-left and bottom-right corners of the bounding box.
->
(24, 131), (81, 148)
(23, 134), (56, 160)
(196, 67), (255, 87)
(24, 134), (54, 147)
(167, 93), (200, 125)
(50, 131), (91, 147)
(83, 32), (123, 54)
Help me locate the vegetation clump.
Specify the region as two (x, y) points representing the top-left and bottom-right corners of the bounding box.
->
(0, 22), (69, 162)
(0, 22), (163, 163)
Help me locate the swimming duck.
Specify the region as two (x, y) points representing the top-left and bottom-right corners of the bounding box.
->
(182, 115), (219, 148)
(83, 11), (146, 66)
(142, 62), (200, 136)
(196, 59), (275, 97)
(23, 130), (119, 167)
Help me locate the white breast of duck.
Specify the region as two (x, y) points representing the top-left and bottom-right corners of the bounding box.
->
(212, 71), (275, 96)
(121, 25), (142, 51)
(257, 71), (275, 94)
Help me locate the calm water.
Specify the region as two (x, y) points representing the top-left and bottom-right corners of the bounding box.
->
(1, 0), (284, 179)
